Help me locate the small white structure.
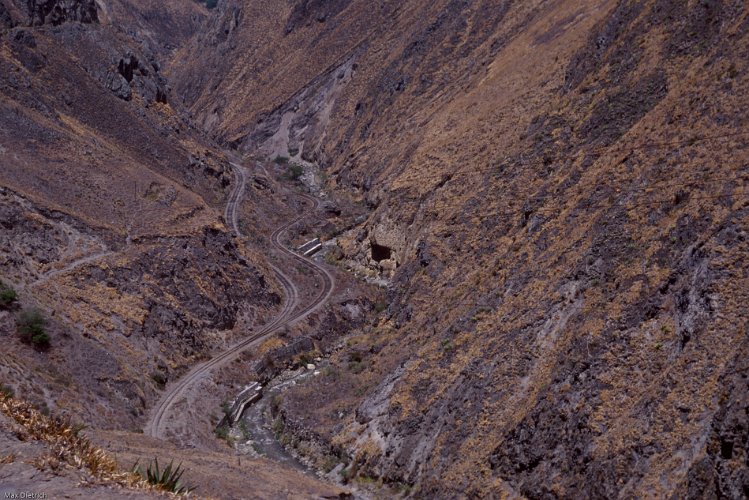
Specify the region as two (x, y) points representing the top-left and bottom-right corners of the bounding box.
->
(298, 238), (322, 256)
(226, 382), (263, 424)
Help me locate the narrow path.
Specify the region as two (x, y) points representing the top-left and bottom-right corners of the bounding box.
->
(145, 160), (335, 439)
(30, 250), (116, 288)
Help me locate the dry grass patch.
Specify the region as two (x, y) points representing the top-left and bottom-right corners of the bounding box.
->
(0, 393), (145, 489)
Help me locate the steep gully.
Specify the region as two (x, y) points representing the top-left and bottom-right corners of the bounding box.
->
(145, 159), (335, 440)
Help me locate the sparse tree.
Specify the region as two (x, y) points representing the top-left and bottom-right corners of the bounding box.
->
(17, 308), (50, 348)
(0, 280), (17, 309)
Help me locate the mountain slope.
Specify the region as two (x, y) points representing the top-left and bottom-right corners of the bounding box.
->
(0, 0), (284, 439)
(2, 0), (748, 497)
(177, 0), (749, 497)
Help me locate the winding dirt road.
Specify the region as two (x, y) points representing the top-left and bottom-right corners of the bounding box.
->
(145, 161), (335, 439)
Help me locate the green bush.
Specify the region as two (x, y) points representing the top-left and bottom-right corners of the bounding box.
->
(272, 417), (284, 437)
(348, 361), (367, 374)
(270, 394), (283, 415)
(0, 384), (14, 398)
(290, 164), (304, 178)
(214, 425), (230, 442)
(133, 458), (194, 494)
(322, 366), (340, 380)
(0, 281), (17, 309)
(282, 164), (304, 181)
(17, 308), (49, 348)
(298, 352), (314, 365)
(221, 401), (231, 418)
(150, 371), (167, 388)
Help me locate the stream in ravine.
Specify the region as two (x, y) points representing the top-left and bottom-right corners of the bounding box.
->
(232, 367), (319, 473)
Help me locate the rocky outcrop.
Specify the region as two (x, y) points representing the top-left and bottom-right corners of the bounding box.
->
(9, 29), (45, 72)
(252, 336), (315, 382)
(284, 0), (352, 34)
(106, 52), (168, 103)
(0, 2), (15, 28)
(105, 71), (131, 100)
(79, 226), (278, 352)
(26, 0), (98, 26)
(686, 338), (749, 499)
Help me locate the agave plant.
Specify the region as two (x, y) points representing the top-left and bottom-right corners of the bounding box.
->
(133, 458), (195, 495)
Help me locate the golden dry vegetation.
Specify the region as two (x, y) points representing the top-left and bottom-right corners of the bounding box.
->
(2, 0), (748, 498)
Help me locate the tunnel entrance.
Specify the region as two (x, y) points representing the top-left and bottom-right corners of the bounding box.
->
(371, 243), (392, 262)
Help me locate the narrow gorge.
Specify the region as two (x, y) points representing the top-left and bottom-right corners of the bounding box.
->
(1, 1), (748, 499)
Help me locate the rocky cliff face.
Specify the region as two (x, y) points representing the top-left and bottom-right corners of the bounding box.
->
(25, 0), (98, 26)
(176, 0), (749, 497)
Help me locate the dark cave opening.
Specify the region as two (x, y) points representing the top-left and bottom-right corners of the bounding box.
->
(371, 243), (392, 262)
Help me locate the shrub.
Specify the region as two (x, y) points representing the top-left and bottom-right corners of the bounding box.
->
(195, 0), (218, 9)
(0, 393), (140, 486)
(214, 425), (230, 442)
(0, 281), (17, 309)
(150, 372), (167, 388)
(373, 301), (388, 313)
(291, 164), (304, 178)
(348, 361), (367, 374)
(283, 164), (304, 181)
(133, 458), (194, 494)
(298, 352), (314, 366)
(272, 417), (284, 437)
(321, 455), (339, 473)
(270, 394), (282, 415)
(0, 384), (13, 398)
(17, 308), (49, 348)
(221, 401), (231, 418)
(273, 155), (289, 165)
(238, 421), (250, 440)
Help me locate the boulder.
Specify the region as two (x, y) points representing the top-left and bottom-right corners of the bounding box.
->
(105, 71), (131, 101)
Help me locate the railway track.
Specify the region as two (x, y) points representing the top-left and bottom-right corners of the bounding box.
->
(145, 161), (335, 439)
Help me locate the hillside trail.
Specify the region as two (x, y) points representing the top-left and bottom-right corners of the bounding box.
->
(29, 250), (116, 288)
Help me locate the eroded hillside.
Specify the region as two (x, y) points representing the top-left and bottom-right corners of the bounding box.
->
(0, 1), (352, 496)
(179, 0), (749, 497)
(2, 0), (748, 498)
